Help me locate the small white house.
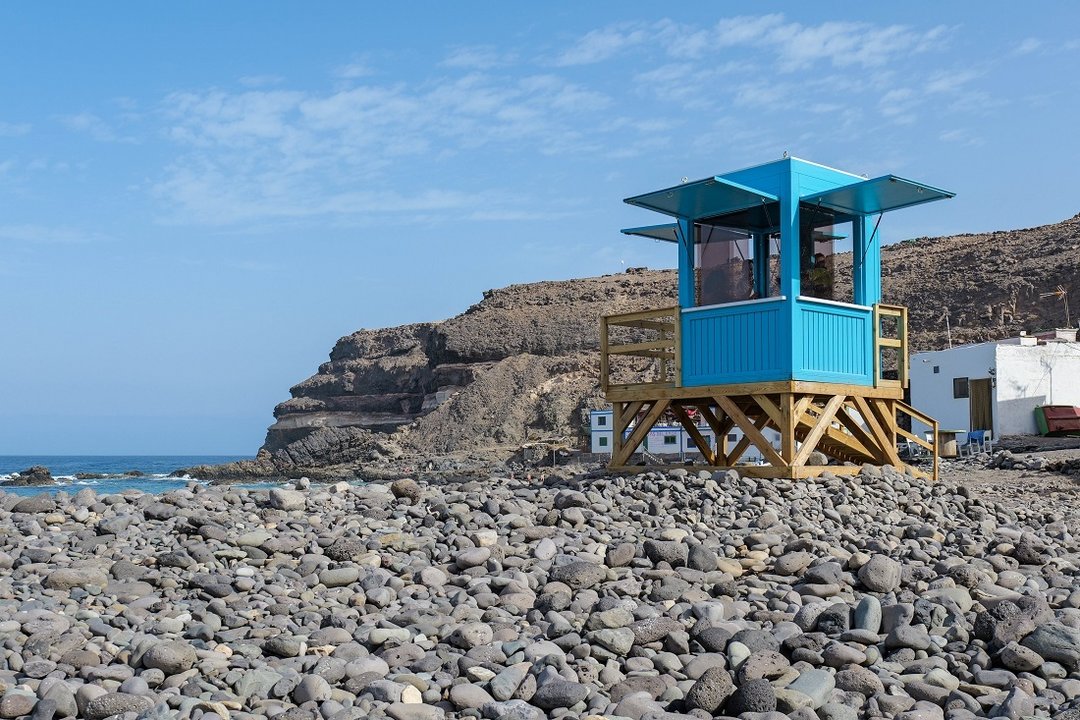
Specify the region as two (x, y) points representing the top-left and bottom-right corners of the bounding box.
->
(910, 330), (1080, 437)
(589, 409), (782, 462)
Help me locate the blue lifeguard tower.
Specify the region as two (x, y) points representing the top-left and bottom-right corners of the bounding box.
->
(600, 156), (953, 480)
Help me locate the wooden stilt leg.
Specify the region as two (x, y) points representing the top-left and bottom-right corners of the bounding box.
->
(780, 393), (796, 464)
(612, 400), (669, 467)
(792, 394), (846, 466)
(610, 401), (624, 468)
(715, 395), (786, 468)
(671, 404), (716, 465)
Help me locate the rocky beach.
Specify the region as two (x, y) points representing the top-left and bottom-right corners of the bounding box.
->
(0, 462), (1078, 720)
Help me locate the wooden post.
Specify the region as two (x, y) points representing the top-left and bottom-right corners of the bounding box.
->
(610, 401), (623, 466)
(671, 405), (715, 465)
(780, 393), (796, 464)
(673, 307), (682, 387)
(600, 316), (609, 393)
(792, 394), (845, 466)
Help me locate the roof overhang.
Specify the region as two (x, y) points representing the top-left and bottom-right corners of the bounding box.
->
(801, 175), (955, 218)
(624, 176), (779, 222)
(621, 224), (679, 243)
(621, 223), (751, 244)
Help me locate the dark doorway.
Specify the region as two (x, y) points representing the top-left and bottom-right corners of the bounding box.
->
(970, 378), (993, 432)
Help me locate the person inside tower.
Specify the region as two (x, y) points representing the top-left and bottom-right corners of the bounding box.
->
(806, 251), (833, 298)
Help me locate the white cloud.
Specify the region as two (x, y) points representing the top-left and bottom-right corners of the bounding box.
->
(939, 128), (983, 146)
(154, 72), (621, 224)
(239, 75), (285, 88)
(442, 46), (515, 69)
(0, 121), (30, 137)
(925, 69), (979, 95)
(335, 61), (374, 79)
(59, 112), (136, 143)
(555, 15), (949, 72)
(878, 88), (919, 123)
(1013, 37), (1042, 56)
(554, 22), (654, 66)
(0, 224), (109, 244)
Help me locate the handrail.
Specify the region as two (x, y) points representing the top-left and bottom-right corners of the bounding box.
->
(600, 306), (680, 393)
(895, 399), (939, 482)
(873, 303), (909, 389)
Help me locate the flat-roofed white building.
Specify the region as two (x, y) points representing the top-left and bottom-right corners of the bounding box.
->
(589, 409), (781, 461)
(910, 330), (1080, 437)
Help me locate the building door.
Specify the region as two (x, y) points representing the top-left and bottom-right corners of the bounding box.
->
(969, 378), (993, 431)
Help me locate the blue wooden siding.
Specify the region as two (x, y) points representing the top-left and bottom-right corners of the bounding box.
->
(794, 299), (873, 385)
(681, 300), (788, 386)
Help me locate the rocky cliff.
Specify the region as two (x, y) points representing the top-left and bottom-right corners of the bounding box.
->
(187, 213), (1080, 480)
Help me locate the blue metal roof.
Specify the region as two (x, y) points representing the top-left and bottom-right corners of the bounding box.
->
(801, 175), (955, 217)
(620, 224), (680, 243)
(624, 176), (778, 221)
(621, 223), (751, 244)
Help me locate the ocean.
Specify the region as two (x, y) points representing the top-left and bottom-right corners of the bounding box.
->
(0, 455), (270, 496)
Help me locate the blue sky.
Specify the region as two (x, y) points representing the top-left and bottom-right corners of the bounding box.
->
(2, 3), (1079, 454)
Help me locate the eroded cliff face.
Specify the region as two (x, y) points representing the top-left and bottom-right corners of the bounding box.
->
(263, 268), (676, 456)
(188, 213), (1080, 479)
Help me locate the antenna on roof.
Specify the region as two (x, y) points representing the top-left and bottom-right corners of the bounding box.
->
(1039, 285), (1071, 328)
(937, 308), (953, 348)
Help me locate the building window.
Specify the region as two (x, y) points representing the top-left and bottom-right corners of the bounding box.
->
(727, 433), (737, 442)
(597, 415), (607, 426)
(702, 434), (712, 445)
(663, 435), (678, 445)
(933, 366), (940, 374)
(953, 377), (969, 399)
(598, 436), (608, 447)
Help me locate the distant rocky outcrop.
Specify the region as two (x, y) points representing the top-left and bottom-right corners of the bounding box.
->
(188, 213), (1080, 480)
(2, 466), (54, 487)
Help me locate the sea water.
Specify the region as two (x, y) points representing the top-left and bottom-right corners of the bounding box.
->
(0, 455), (269, 496)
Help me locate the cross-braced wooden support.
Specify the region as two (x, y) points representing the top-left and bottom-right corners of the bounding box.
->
(607, 382), (938, 481)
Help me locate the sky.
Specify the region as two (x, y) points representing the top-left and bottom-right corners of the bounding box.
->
(2, 3), (1080, 455)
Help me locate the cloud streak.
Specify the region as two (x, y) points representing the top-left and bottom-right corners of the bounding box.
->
(154, 72), (622, 224)
(555, 15), (950, 71)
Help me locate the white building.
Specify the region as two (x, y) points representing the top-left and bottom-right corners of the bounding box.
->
(589, 409), (782, 462)
(910, 330), (1080, 437)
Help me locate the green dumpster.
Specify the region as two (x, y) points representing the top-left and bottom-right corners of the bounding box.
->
(1034, 406), (1049, 436)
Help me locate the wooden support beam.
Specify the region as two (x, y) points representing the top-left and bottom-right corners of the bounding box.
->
(616, 401), (644, 434)
(610, 401), (624, 465)
(605, 380), (905, 403)
(693, 403), (729, 440)
(600, 316), (609, 393)
(724, 411), (772, 466)
(670, 405), (716, 465)
(833, 401), (888, 464)
(792, 394), (846, 466)
(765, 394), (874, 464)
(780, 393), (796, 464)
(611, 399), (670, 467)
(611, 319), (675, 332)
(852, 395), (902, 467)
(608, 340), (673, 355)
(868, 399), (897, 448)
(715, 395), (786, 468)
(603, 306), (679, 324)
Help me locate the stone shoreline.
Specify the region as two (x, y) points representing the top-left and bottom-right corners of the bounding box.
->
(0, 466), (1077, 720)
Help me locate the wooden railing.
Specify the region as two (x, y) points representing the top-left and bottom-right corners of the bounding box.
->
(600, 306), (680, 393)
(873, 303), (908, 389)
(895, 399), (939, 482)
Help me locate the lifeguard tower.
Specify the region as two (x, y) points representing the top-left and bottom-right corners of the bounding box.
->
(600, 156), (953, 480)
